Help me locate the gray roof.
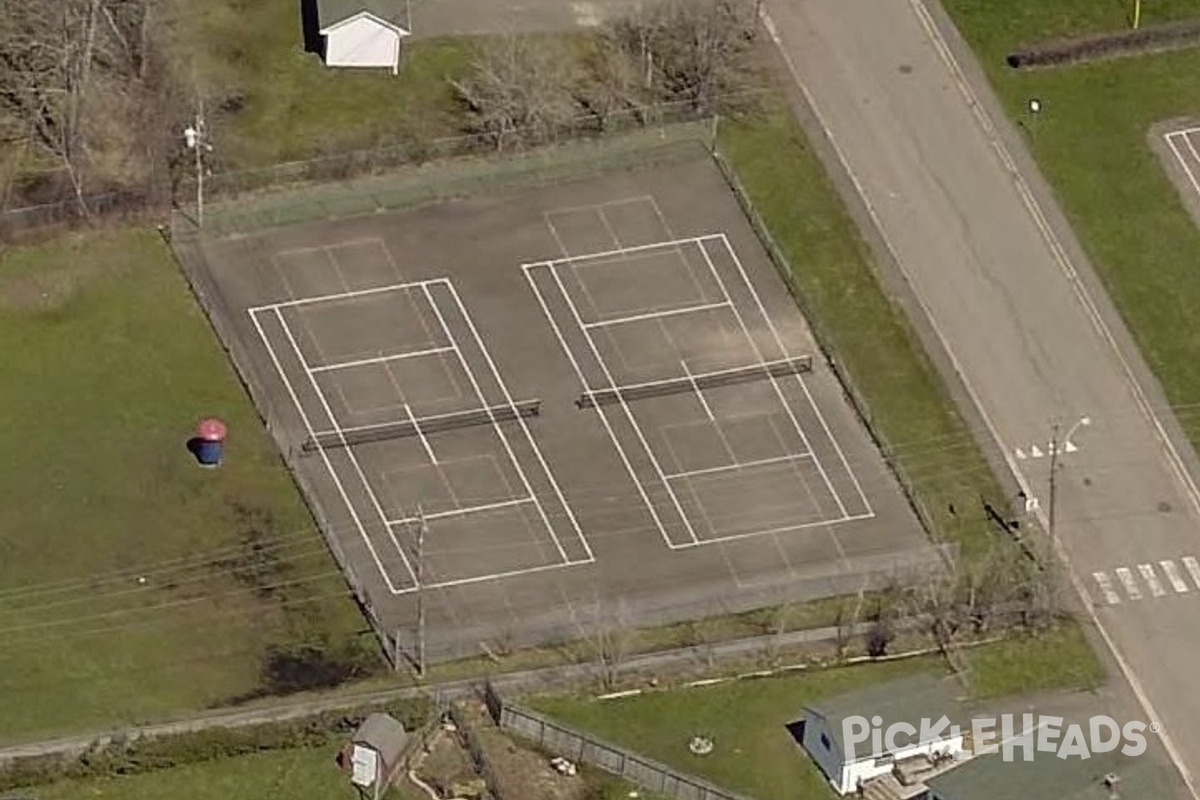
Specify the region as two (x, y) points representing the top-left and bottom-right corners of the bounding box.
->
(805, 672), (963, 758)
(352, 713), (408, 762)
(318, 0), (406, 31)
(927, 749), (1176, 800)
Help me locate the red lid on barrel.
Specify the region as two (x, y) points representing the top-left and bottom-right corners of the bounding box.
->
(197, 417), (228, 442)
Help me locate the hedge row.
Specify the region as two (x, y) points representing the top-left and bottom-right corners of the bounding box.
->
(0, 696), (434, 792)
(1007, 19), (1200, 69)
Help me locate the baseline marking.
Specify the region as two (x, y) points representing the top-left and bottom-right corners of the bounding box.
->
(388, 497), (536, 527)
(663, 453), (811, 481)
(309, 346), (454, 373)
(248, 278), (447, 314)
(582, 301), (731, 329)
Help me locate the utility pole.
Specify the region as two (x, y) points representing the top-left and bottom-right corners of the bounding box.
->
(1048, 421), (1060, 546)
(183, 95), (210, 227)
(416, 505), (427, 677)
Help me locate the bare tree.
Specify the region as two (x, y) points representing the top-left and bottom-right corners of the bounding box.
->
(580, 598), (636, 691)
(600, 0), (760, 112)
(452, 34), (582, 150)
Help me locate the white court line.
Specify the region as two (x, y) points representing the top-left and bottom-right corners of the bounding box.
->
(308, 346), (454, 373)
(522, 264), (676, 550)
(1185, 556), (1200, 589)
(388, 497), (535, 526)
(549, 264), (702, 546)
(405, 403), (437, 465)
(1139, 563), (1167, 597)
(544, 195), (658, 218)
(1116, 567), (1142, 600)
(1183, 130), (1200, 167)
(247, 278), (446, 313)
(664, 453), (811, 481)
(582, 301), (731, 329)
(422, 282), (571, 565)
(716, 234), (875, 517)
(1093, 572), (1122, 605)
(531, 234), (725, 268)
(596, 206), (623, 249)
(680, 358), (739, 463)
(274, 308), (417, 584)
(1161, 560), (1189, 594)
(674, 512), (872, 548)
(417, 559), (589, 591)
(681, 360), (717, 423)
(694, 238), (849, 518)
(249, 309), (411, 593)
(441, 278), (592, 562)
(581, 357), (806, 402)
(1166, 133), (1200, 204)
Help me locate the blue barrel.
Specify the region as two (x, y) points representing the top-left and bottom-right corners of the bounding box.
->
(194, 439), (223, 466)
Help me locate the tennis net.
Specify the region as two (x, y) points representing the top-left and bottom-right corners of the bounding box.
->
(301, 399), (541, 452)
(576, 356), (812, 409)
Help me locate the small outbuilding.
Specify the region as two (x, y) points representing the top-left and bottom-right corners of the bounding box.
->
(317, 0), (410, 75)
(800, 673), (965, 795)
(338, 712), (409, 799)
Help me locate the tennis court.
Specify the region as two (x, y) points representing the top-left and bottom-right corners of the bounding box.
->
(187, 155), (939, 662)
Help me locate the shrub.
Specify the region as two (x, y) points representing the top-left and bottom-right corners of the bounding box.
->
(1007, 19), (1200, 69)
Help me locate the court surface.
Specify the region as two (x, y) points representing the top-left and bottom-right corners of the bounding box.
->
(194, 156), (941, 661)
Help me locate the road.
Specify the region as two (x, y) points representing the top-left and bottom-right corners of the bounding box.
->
(759, 0), (1200, 793)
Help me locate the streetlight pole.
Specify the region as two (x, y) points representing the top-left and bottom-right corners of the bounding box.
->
(416, 506), (427, 677)
(1048, 422), (1060, 545)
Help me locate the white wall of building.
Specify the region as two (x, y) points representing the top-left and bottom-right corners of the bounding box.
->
(323, 14), (401, 74)
(801, 712), (965, 795)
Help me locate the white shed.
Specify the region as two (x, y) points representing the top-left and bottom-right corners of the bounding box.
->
(799, 674), (966, 795)
(318, 0), (410, 75)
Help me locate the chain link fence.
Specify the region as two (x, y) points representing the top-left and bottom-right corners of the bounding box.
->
(483, 683), (753, 800)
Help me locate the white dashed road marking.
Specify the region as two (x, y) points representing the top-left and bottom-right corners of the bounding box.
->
(1138, 564), (1166, 597)
(1184, 556), (1200, 589)
(1093, 572), (1121, 605)
(1116, 567), (1142, 600)
(1161, 560), (1190, 594)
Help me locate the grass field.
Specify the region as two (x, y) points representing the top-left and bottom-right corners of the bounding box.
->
(0, 229), (373, 742)
(939, 1), (1200, 446)
(165, 0), (473, 167)
(718, 105), (1008, 559)
(528, 627), (1103, 800)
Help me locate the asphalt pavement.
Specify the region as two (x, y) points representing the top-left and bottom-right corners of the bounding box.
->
(759, 0), (1200, 793)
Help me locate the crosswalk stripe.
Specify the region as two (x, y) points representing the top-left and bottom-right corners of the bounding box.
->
(1184, 556), (1200, 589)
(1138, 564), (1166, 597)
(1160, 560), (1189, 593)
(1116, 567), (1142, 600)
(1093, 572), (1121, 605)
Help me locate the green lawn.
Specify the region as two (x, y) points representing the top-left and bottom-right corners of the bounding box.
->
(165, 0), (473, 167)
(939, 2), (1200, 449)
(29, 745), (399, 800)
(718, 106), (1008, 559)
(0, 229), (373, 741)
(528, 627), (1104, 800)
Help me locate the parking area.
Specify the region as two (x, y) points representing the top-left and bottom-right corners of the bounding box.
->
(194, 155), (939, 660)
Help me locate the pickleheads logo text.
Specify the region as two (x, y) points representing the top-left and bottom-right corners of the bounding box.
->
(840, 714), (1159, 762)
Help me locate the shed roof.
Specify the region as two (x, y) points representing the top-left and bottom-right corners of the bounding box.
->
(352, 713), (408, 763)
(927, 749), (1175, 800)
(318, 0), (406, 32)
(805, 672), (963, 760)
